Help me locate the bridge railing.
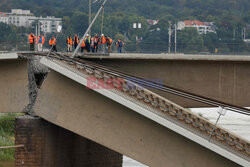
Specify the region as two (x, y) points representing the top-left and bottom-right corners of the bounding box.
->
(122, 41), (250, 55)
(1, 39), (250, 55)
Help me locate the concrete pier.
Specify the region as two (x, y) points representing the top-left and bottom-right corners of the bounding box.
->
(15, 116), (123, 167)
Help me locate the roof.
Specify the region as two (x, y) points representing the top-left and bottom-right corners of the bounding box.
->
(184, 20), (204, 26)
(0, 12), (7, 17)
(147, 19), (159, 26)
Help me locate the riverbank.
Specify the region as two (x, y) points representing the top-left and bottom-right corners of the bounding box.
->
(0, 113), (16, 164)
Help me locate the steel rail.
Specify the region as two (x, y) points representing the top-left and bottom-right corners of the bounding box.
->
(71, 56), (250, 116)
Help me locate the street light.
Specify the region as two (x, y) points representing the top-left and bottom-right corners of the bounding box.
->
(168, 21), (171, 54)
(89, 0), (92, 36)
(133, 23), (142, 53)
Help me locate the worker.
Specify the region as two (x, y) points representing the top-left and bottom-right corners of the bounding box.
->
(29, 33), (36, 51)
(80, 40), (85, 53)
(106, 36), (113, 53)
(49, 35), (57, 52)
(73, 34), (79, 49)
(66, 36), (73, 52)
(100, 34), (106, 53)
(93, 34), (99, 53)
(116, 39), (124, 53)
(85, 34), (91, 52)
(90, 37), (95, 53)
(37, 35), (45, 52)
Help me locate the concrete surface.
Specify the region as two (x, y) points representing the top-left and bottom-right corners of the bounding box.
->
(34, 69), (243, 167)
(86, 58), (250, 108)
(0, 59), (29, 113)
(0, 52), (18, 59)
(82, 53), (250, 61)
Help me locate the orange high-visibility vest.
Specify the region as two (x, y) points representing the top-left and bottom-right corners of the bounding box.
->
(107, 38), (113, 45)
(37, 36), (45, 44)
(117, 40), (121, 47)
(67, 37), (73, 45)
(101, 36), (106, 44)
(81, 40), (85, 47)
(93, 37), (99, 44)
(73, 36), (79, 44)
(29, 34), (36, 44)
(49, 38), (56, 46)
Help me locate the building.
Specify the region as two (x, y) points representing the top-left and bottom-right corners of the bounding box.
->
(0, 12), (8, 24)
(147, 19), (159, 26)
(30, 16), (62, 33)
(243, 24), (250, 43)
(246, 24), (250, 38)
(177, 20), (216, 34)
(0, 9), (62, 33)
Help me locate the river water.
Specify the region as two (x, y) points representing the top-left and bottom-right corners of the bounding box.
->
(123, 108), (250, 167)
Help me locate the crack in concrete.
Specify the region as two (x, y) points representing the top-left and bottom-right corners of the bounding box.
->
(22, 56), (49, 116)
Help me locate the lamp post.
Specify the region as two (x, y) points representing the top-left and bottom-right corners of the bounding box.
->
(89, 0), (92, 36)
(168, 21), (172, 54)
(133, 23), (142, 53)
(175, 23), (177, 54)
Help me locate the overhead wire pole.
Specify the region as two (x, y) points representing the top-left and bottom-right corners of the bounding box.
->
(175, 23), (177, 54)
(72, 0), (108, 58)
(89, 0), (92, 36)
(101, 6), (104, 35)
(168, 21), (171, 54)
(35, 21), (38, 51)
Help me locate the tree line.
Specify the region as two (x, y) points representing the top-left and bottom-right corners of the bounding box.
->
(0, 0), (249, 53)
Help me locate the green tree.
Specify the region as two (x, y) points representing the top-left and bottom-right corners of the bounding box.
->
(178, 27), (204, 53)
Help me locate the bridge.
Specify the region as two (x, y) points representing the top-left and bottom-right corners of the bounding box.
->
(0, 52), (249, 167)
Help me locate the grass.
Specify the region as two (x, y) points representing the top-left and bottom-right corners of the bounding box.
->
(0, 114), (16, 162)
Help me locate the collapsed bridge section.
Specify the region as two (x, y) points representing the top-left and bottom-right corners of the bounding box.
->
(32, 55), (249, 167)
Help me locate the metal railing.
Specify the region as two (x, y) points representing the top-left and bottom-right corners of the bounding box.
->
(2, 40), (250, 55)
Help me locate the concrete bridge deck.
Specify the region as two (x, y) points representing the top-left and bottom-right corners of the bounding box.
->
(34, 56), (249, 167)
(2, 51), (250, 109)
(81, 53), (250, 61)
(80, 53), (250, 108)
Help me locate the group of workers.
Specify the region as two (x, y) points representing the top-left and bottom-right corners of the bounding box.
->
(29, 33), (125, 53)
(66, 34), (124, 53)
(29, 33), (57, 52)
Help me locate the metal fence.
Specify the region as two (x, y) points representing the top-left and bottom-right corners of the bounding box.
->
(0, 40), (250, 55)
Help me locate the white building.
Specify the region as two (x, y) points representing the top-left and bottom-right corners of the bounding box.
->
(177, 20), (216, 34)
(29, 16), (62, 33)
(0, 13), (8, 24)
(0, 9), (62, 33)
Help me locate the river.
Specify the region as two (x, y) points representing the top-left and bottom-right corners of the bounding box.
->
(123, 108), (250, 167)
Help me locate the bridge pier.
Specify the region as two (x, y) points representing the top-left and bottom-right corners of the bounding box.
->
(15, 116), (123, 167)
(0, 59), (29, 113)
